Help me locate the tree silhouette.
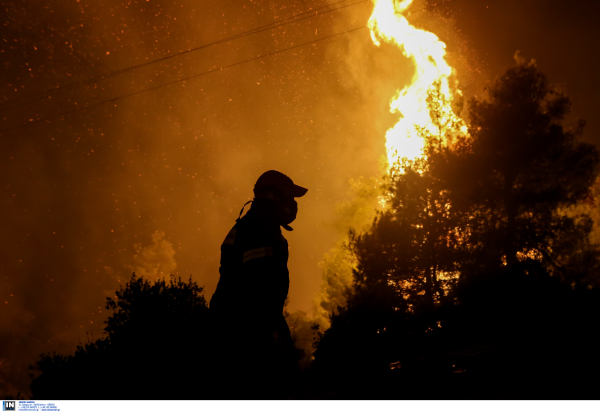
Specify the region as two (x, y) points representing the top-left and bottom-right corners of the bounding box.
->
(30, 275), (210, 400)
(440, 56), (600, 281)
(311, 58), (600, 399)
(313, 81), (467, 379)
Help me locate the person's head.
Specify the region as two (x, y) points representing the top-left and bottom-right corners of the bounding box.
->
(253, 170), (307, 229)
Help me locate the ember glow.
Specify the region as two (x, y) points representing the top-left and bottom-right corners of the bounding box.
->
(368, 0), (464, 165)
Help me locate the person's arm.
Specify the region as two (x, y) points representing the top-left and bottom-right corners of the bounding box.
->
(241, 244), (285, 332)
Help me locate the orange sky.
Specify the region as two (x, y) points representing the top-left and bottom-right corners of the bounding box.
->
(1, 0), (599, 397)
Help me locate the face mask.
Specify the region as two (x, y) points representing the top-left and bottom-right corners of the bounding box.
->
(252, 189), (298, 230)
(280, 198), (298, 225)
(275, 197), (297, 231)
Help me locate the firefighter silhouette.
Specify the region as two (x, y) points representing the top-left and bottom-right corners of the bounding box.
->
(208, 170), (307, 398)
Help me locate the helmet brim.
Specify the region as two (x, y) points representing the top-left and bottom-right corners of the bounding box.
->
(292, 184), (308, 198)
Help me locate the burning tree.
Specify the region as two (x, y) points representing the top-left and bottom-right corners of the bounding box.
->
(288, 0), (467, 364)
(312, 80), (466, 376)
(312, 58), (600, 391)
(351, 81), (467, 316)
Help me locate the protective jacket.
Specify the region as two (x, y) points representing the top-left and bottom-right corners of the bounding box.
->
(209, 198), (291, 341)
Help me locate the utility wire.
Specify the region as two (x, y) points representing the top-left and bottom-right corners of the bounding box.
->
(0, 25), (368, 135)
(0, 0), (369, 113)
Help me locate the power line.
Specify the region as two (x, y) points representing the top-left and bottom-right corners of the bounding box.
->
(0, 0), (369, 113)
(0, 25), (368, 135)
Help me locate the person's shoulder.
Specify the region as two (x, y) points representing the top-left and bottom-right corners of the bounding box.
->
(237, 215), (281, 245)
(221, 221), (239, 247)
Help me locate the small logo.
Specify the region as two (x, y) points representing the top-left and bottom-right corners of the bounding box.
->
(3, 401), (15, 411)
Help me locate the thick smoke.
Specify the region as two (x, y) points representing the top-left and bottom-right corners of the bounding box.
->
(1, 0), (599, 396)
(128, 231), (177, 281)
(0, 0), (390, 395)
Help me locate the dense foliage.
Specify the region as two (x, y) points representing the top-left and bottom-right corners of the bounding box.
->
(312, 60), (600, 399)
(30, 275), (210, 400)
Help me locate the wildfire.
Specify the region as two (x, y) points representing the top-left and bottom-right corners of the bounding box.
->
(368, 0), (463, 166)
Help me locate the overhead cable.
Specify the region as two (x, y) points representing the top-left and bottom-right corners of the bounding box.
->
(0, 25), (367, 135)
(0, 0), (369, 113)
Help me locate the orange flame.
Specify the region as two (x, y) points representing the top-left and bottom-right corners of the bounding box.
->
(368, 0), (463, 165)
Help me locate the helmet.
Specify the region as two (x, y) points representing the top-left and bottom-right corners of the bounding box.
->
(253, 170), (308, 199)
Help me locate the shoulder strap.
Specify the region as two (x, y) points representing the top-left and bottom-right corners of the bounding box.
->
(236, 200), (253, 223)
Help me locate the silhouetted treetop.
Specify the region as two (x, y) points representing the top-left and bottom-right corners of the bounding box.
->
(31, 275), (210, 400)
(441, 58), (600, 275)
(105, 274), (208, 341)
(313, 58), (600, 391)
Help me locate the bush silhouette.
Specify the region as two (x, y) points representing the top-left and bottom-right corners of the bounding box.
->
(30, 275), (210, 400)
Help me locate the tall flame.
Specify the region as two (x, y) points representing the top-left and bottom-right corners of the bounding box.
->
(368, 0), (462, 166)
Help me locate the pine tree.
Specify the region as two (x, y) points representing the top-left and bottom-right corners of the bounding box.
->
(440, 55), (600, 284)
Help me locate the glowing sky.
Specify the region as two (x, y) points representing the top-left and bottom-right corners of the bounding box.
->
(1, 0), (599, 397)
